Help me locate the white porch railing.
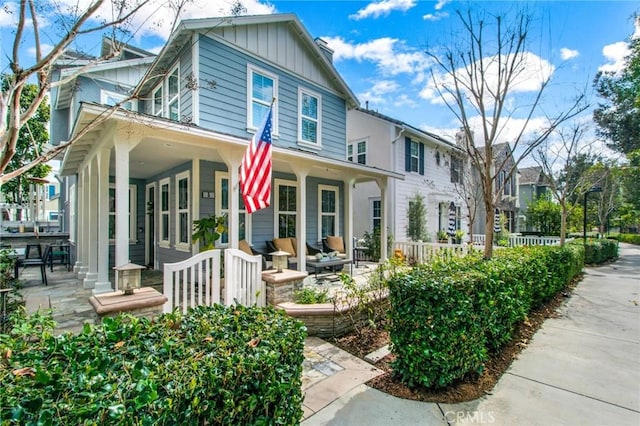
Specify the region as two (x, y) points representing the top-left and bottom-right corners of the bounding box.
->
(224, 248), (265, 308)
(393, 241), (470, 263)
(163, 248), (264, 313)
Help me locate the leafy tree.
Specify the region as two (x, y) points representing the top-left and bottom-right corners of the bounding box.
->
(427, 8), (587, 258)
(406, 193), (428, 242)
(526, 193), (561, 236)
(593, 15), (640, 155)
(1, 81), (51, 220)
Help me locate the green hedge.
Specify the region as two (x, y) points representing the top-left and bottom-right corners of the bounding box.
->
(0, 305), (306, 425)
(571, 238), (619, 264)
(387, 244), (584, 389)
(608, 233), (640, 245)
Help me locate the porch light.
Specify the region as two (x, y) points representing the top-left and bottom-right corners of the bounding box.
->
(270, 250), (290, 273)
(114, 263), (145, 295)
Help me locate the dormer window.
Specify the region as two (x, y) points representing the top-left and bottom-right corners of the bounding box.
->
(152, 65), (180, 120)
(153, 86), (163, 116)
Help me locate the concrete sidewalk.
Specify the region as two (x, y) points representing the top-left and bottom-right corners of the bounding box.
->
(303, 243), (640, 426)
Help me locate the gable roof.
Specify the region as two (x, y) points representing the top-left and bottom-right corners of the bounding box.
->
(354, 107), (461, 152)
(519, 166), (542, 184)
(138, 14), (358, 108)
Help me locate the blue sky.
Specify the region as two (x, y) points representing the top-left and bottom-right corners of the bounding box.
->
(1, 0), (638, 148)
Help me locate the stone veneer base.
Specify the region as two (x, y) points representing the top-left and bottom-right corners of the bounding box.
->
(89, 287), (167, 321)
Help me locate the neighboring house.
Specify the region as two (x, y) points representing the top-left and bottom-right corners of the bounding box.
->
(52, 14), (401, 293)
(347, 108), (467, 243)
(518, 166), (551, 232)
(473, 143), (520, 235)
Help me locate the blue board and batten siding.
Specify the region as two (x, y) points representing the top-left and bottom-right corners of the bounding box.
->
(197, 34), (347, 160)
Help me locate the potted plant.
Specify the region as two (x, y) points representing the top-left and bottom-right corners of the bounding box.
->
(191, 214), (227, 251)
(454, 229), (464, 244)
(437, 230), (449, 243)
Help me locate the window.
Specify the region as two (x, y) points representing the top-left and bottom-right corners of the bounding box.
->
(160, 178), (170, 246)
(248, 65), (277, 130)
(108, 183), (136, 242)
(175, 171), (189, 250)
(504, 175), (512, 196)
(318, 185), (338, 238)
(371, 198), (381, 231)
(298, 88), (321, 146)
(167, 66), (180, 121)
(215, 172), (250, 245)
(49, 211), (58, 221)
(405, 137), (424, 174)
(152, 85), (163, 116)
(101, 89), (137, 111)
(450, 156), (463, 184)
(348, 141), (367, 164)
(497, 170), (506, 194)
(47, 184), (56, 200)
(275, 179), (297, 238)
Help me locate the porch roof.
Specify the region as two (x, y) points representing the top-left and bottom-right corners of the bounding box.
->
(59, 103), (403, 183)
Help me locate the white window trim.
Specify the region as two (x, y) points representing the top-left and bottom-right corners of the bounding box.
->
(167, 64), (180, 121)
(411, 141), (420, 173)
(297, 87), (322, 149)
(215, 172), (251, 247)
(317, 185), (339, 238)
(370, 197), (381, 231)
(174, 171), (190, 252)
(109, 183), (136, 243)
(273, 179), (298, 238)
(159, 177), (170, 248)
(152, 83), (163, 117)
(100, 89), (138, 110)
(246, 64), (278, 136)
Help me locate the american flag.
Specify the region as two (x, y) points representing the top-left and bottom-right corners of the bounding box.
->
(240, 107), (273, 213)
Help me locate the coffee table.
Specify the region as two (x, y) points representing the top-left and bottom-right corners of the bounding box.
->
(306, 258), (353, 278)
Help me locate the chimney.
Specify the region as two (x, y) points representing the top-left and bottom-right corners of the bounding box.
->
(314, 37), (334, 62)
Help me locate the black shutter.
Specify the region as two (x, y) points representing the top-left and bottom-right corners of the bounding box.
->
(419, 142), (425, 175)
(405, 137), (411, 172)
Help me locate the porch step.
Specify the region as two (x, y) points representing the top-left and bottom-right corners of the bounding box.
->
(25, 296), (51, 314)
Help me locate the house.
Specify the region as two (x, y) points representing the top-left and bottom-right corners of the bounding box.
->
(473, 142), (520, 235)
(51, 14), (401, 293)
(347, 108), (467, 242)
(518, 166), (551, 232)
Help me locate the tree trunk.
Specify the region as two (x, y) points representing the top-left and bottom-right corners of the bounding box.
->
(560, 202), (567, 246)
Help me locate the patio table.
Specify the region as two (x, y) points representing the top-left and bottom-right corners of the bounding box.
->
(306, 258), (353, 279)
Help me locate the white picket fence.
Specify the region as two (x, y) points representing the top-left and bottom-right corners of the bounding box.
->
(163, 248), (264, 313)
(471, 234), (571, 247)
(392, 241), (470, 263)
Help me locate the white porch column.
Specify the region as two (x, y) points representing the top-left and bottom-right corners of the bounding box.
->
(73, 172), (84, 273)
(377, 177), (389, 262)
(219, 150), (243, 250)
(191, 158), (201, 256)
(93, 147), (112, 294)
(114, 140), (131, 290)
(83, 158), (99, 289)
(344, 178), (355, 259)
(293, 168), (308, 272)
(78, 168), (90, 278)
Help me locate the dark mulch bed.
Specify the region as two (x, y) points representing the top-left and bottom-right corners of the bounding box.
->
(329, 278), (579, 403)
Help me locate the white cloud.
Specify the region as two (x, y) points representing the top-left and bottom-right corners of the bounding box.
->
(560, 48), (579, 60)
(598, 41), (630, 73)
(434, 0), (451, 11)
(349, 0), (416, 21)
(324, 36), (431, 76)
(357, 79), (399, 105)
(423, 12), (448, 22)
(420, 51), (555, 106)
(393, 93), (418, 108)
(0, 2), (17, 27)
(40, 0), (275, 42)
(27, 44), (53, 57)
(634, 16), (640, 39)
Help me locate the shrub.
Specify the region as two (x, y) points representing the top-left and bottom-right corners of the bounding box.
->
(0, 304), (306, 425)
(294, 287), (331, 304)
(608, 233), (640, 245)
(572, 238), (619, 264)
(387, 244), (584, 389)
